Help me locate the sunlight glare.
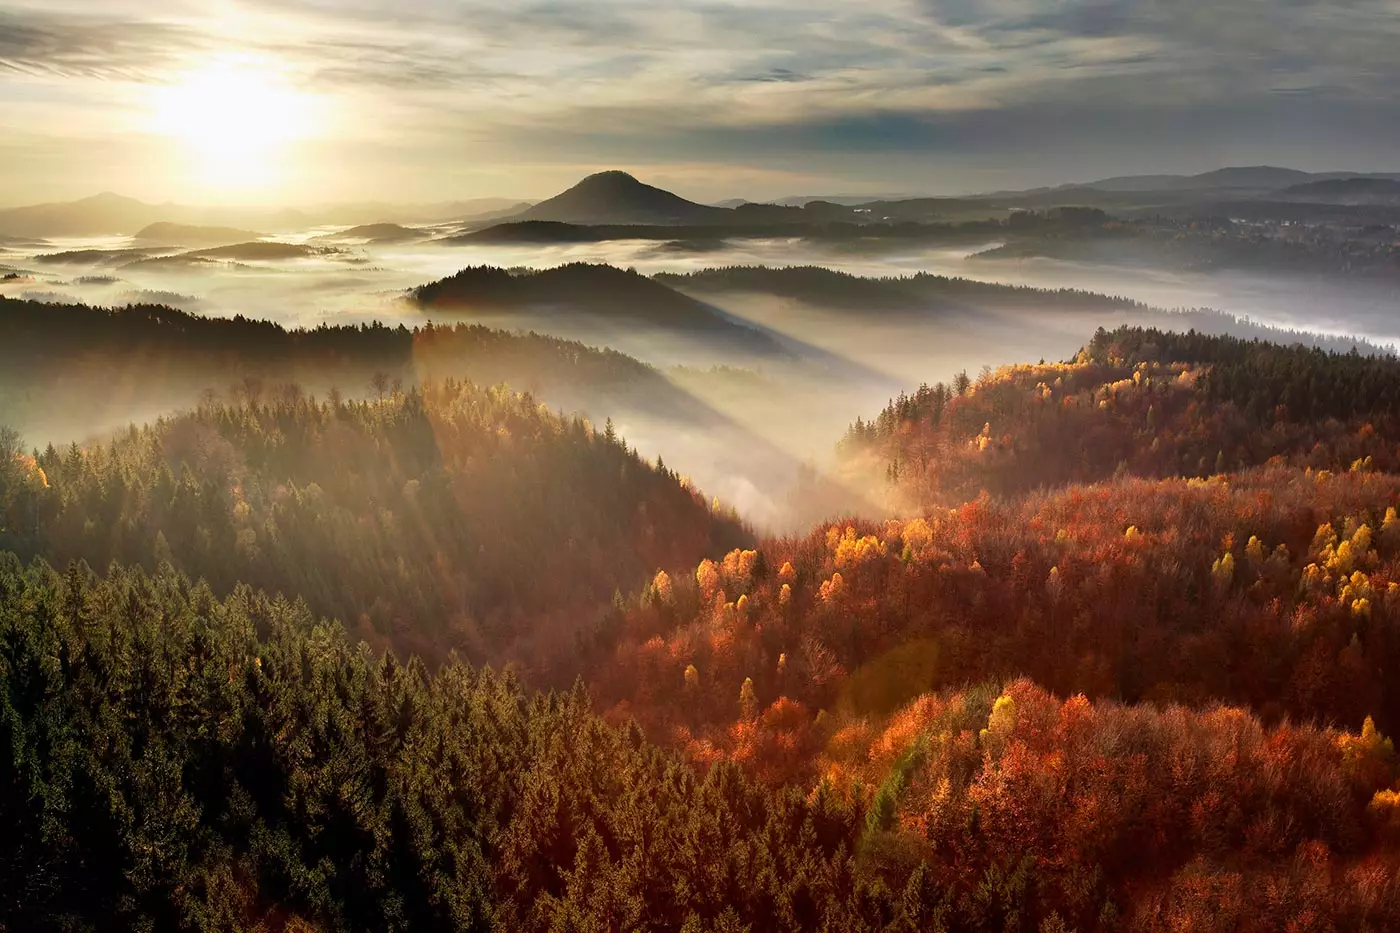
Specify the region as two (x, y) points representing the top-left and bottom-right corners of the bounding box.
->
(150, 56), (320, 193)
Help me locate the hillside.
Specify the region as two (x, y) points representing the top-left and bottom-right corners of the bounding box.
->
(0, 385), (749, 669)
(1280, 177), (1400, 204)
(517, 170), (730, 225)
(319, 222), (427, 242)
(188, 241), (341, 261)
(656, 265), (1150, 313)
(13, 322), (1400, 928)
(133, 221), (264, 246)
(0, 192), (159, 237)
(841, 326), (1400, 509)
(31, 241), (338, 266)
(0, 294), (706, 442)
(33, 246), (172, 267)
(411, 263), (786, 353)
(9, 550), (1400, 931)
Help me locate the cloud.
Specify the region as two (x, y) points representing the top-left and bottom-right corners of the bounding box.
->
(1, 0), (1399, 202)
(0, 9), (208, 80)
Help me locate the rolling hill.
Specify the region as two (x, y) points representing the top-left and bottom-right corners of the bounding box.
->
(133, 222), (264, 246)
(411, 262), (785, 353)
(315, 222), (428, 243)
(1279, 177), (1400, 204)
(0, 192), (163, 238)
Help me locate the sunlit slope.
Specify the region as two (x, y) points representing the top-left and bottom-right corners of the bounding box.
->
(841, 325), (1400, 510)
(0, 384), (749, 671)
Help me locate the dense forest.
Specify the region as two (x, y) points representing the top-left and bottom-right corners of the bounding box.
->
(410, 264), (782, 353)
(8, 557), (1400, 931)
(0, 295), (715, 442)
(0, 382), (746, 671)
(656, 266), (1153, 313)
(841, 326), (1400, 508)
(973, 217), (1400, 280)
(655, 266), (1385, 354)
(11, 323), (1400, 929)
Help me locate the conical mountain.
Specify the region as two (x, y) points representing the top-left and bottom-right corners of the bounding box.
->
(518, 171), (729, 225)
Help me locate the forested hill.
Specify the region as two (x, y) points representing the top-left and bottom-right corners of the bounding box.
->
(15, 322), (1400, 929)
(656, 265), (1152, 313)
(0, 295), (689, 442)
(0, 383), (749, 670)
(657, 266), (1394, 352)
(9, 471), (1400, 929)
(841, 325), (1400, 508)
(410, 263), (785, 353)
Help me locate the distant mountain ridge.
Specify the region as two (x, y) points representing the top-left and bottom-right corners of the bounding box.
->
(0, 194), (536, 238)
(1277, 177), (1400, 205)
(1041, 166), (1400, 196)
(12, 165), (1400, 240)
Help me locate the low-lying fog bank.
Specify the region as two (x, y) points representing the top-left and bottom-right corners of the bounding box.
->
(4, 228), (1394, 532)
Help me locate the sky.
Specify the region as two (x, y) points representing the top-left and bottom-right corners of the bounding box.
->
(2, 0), (1399, 206)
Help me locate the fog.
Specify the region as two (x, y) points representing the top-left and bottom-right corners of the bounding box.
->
(4, 228), (1394, 532)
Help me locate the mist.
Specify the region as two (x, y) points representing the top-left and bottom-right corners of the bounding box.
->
(4, 225), (1393, 533)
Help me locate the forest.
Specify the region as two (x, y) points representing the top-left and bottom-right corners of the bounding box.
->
(840, 326), (1400, 507)
(10, 323), (1400, 930)
(0, 294), (718, 443)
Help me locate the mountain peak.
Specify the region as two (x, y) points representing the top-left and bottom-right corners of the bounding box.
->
(518, 171), (727, 226)
(579, 170), (642, 185)
(79, 191), (144, 207)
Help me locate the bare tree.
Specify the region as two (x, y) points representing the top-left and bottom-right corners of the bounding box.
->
(277, 382), (306, 406)
(369, 372), (390, 401)
(238, 375), (265, 406)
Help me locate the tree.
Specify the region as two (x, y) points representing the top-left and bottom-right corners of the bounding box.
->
(369, 371), (391, 401)
(0, 425), (21, 511)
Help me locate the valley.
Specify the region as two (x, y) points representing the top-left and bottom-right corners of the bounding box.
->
(5, 163), (1400, 931)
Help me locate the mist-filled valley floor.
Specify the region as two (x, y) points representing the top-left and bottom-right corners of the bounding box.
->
(3, 221), (1390, 532)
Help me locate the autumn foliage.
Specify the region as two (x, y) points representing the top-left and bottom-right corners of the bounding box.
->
(11, 325), (1400, 929)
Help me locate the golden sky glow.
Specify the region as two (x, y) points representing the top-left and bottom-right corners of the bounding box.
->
(2, 0), (1400, 205)
(147, 55), (324, 194)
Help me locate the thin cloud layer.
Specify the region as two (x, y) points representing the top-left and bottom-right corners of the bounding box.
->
(0, 0), (1397, 203)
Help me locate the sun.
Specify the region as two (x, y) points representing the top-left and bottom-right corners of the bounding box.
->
(150, 57), (320, 193)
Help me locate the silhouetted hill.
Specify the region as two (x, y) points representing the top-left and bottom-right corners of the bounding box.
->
(318, 222), (427, 243)
(1023, 167), (1400, 199)
(1279, 177), (1400, 204)
(449, 220), (608, 243)
(517, 171), (730, 225)
(188, 242), (342, 261)
(133, 222), (263, 246)
(656, 265), (1148, 312)
(34, 247), (172, 267)
(0, 193), (528, 237)
(411, 263), (784, 352)
(0, 192), (158, 237)
(456, 201), (535, 223)
(0, 292), (725, 441)
(1077, 166), (1314, 193)
(1178, 166), (1318, 190)
(455, 218), (1009, 246)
